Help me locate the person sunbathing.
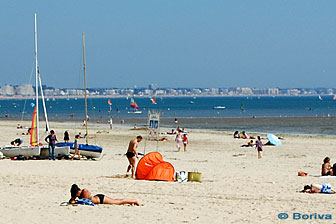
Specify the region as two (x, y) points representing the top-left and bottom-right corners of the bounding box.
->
(69, 184), (140, 205)
(240, 140), (254, 147)
(301, 183), (336, 194)
(322, 157), (333, 176)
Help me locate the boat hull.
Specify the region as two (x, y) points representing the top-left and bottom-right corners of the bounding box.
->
(56, 142), (103, 159)
(0, 146), (40, 157)
(40, 146), (70, 158)
(128, 111), (142, 114)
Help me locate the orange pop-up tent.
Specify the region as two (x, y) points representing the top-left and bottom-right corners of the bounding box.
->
(136, 152), (175, 181)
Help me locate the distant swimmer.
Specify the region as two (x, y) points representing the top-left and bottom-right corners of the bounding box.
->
(125, 136), (142, 178)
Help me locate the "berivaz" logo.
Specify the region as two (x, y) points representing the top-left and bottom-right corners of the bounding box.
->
(278, 212), (332, 220)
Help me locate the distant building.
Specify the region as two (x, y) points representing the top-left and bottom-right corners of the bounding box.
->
(0, 85), (15, 96)
(267, 88), (279, 95)
(16, 84), (34, 96)
(148, 84), (158, 90)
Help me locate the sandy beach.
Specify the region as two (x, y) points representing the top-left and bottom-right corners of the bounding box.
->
(1, 120), (336, 223)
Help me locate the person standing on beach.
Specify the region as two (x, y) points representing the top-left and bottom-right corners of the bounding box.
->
(64, 131), (70, 142)
(126, 136), (142, 178)
(72, 135), (81, 160)
(183, 134), (188, 152)
(255, 136), (262, 159)
(109, 118), (113, 129)
(175, 129), (183, 152)
(45, 130), (58, 160)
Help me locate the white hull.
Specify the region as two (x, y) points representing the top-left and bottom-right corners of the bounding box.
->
(128, 111), (142, 114)
(40, 146), (70, 158)
(213, 106), (226, 109)
(0, 146), (40, 157)
(70, 148), (102, 159)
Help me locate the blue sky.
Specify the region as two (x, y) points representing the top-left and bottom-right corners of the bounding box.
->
(1, 0), (336, 88)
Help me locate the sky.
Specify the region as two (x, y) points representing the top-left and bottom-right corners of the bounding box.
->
(1, 0), (336, 89)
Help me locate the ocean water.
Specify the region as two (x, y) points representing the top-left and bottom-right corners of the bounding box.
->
(1, 96), (336, 135)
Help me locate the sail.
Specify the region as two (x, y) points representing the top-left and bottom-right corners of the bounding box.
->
(151, 97), (157, 104)
(130, 98), (138, 109)
(108, 99), (112, 105)
(30, 106), (38, 146)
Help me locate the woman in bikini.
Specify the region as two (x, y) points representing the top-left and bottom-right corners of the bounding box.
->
(322, 157), (333, 176)
(69, 184), (140, 205)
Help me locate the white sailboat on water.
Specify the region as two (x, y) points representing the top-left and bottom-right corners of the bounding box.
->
(0, 13), (69, 158)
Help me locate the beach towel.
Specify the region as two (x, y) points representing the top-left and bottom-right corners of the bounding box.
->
(75, 198), (95, 206)
(321, 183), (332, 194)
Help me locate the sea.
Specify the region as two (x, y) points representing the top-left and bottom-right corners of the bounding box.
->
(1, 96), (336, 136)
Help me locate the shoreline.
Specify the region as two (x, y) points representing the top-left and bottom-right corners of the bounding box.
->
(2, 116), (336, 137)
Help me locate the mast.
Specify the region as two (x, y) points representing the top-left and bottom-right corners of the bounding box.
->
(82, 32), (88, 144)
(34, 13), (39, 143)
(39, 75), (49, 131)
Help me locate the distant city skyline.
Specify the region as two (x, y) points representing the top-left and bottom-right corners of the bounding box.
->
(1, 83), (335, 98)
(1, 1), (336, 89)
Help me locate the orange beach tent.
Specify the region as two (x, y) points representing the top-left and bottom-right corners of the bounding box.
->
(136, 152), (175, 181)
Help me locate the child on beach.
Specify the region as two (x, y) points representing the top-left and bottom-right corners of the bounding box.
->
(72, 135), (80, 160)
(183, 134), (188, 151)
(175, 130), (183, 152)
(255, 136), (262, 159)
(322, 157), (333, 176)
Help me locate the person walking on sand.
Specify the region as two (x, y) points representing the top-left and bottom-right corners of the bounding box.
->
(45, 130), (58, 160)
(255, 136), (262, 159)
(175, 129), (183, 152)
(126, 136), (142, 178)
(183, 134), (188, 152)
(72, 135), (80, 160)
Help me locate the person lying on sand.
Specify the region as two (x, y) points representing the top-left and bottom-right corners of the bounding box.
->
(69, 184), (140, 205)
(322, 157), (333, 176)
(240, 140), (254, 147)
(11, 138), (23, 146)
(239, 131), (255, 139)
(301, 183), (336, 194)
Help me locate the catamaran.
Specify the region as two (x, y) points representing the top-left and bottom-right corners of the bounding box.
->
(56, 33), (103, 159)
(128, 97), (142, 114)
(0, 13), (69, 158)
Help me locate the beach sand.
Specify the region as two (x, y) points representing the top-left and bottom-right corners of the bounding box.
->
(0, 120), (336, 223)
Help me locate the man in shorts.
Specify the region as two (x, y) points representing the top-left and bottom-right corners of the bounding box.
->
(125, 135), (142, 178)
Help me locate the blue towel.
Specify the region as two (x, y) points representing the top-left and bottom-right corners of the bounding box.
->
(75, 198), (95, 206)
(321, 183), (332, 194)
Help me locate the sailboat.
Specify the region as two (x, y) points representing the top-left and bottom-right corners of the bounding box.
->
(318, 95), (323, 101)
(150, 97), (157, 104)
(128, 97), (142, 114)
(56, 33), (103, 159)
(0, 13), (69, 158)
